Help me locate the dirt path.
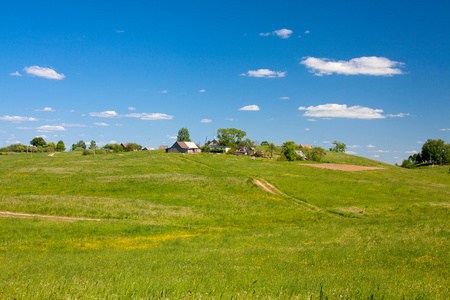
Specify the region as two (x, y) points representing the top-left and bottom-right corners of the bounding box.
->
(299, 163), (386, 171)
(0, 211), (102, 221)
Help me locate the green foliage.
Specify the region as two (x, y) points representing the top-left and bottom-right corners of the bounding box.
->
(261, 141), (269, 146)
(226, 146), (236, 154)
(267, 142), (276, 157)
(47, 142), (56, 151)
(56, 140), (66, 152)
(404, 139), (450, 167)
(0, 143), (28, 152)
(238, 138), (253, 149)
(82, 149), (107, 155)
(177, 127), (191, 142)
(217, 128), (246, 146)
(210, 148), (225, 153)
(281, 141), (300, 161)
(329, 140), (347, 153)
(30, 137), (46, 147)
(124, 143), (142, 152)
(102, 143), (124, 153)
(200, 145), (211, 152)
(89, 140), (97, 150)
(76, 140), (87, 150)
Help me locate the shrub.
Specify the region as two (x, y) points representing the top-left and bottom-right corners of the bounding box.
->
(210, 148), (225, 153)
(82, 149), (107, 155)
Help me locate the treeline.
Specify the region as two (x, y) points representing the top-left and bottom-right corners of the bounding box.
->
(402, 139), (450, 168)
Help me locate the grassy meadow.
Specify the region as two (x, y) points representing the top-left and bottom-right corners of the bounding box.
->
(0, 151), (448, 299)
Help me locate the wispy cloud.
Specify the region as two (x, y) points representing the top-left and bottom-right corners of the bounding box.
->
(301, 56), (405, 76)
(405, 150), (418, 154)
(116, 30), (125, 33)
(280, 96), (290, 100)
(0, 115), (38, 122)
(238, 105), (260, 111)
(168, 135), (177, 140)
(61, 123), (88, 128)
(94, 122), (109, 126)
(307, 119), (317, 122)
(260, 28), (293, 39)
(124, 113), (173, 120)
(298, 103), (385, 119)
(200, 119), (212, 123)
(199, 89), (206, 93)
(372, 155), (380, 158)
(128, 107), (136, 111)
(366, 145), (376, 148)
(304, 30), (310, 34)
(440, 128), (450, 131)
(158, 90), (168, 94)
(387, 113), (411, 118)
(241, 69), (286, 78)
(225, 118), (238, 121)
(89, 111), (119, 118)
(24, 66), (65, 80)
(9, 71), (21, 76)
(36, 125), (67, 132)
(35, 107), (55, 112)
(346, 151), (358, 155)
(305, 128), (310, 131)
(347, 145), (361, 149)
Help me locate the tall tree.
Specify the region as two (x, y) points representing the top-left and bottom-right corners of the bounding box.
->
(217, 128), (246, 146)
(177, 128), (191, 142)
(282, 141), (301, 161)
(77, 140), (87, 150)
(267, 143), (276, 157)
(89, 140), (97, 150)
(30, 137), (46, 147)
(56, 140), (66, 152)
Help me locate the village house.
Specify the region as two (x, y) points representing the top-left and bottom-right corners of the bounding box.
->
(208, 139), (231, 153)
(166, 141), (201, 153)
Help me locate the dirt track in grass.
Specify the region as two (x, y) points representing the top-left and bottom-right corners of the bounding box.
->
(299, 163), (387, 171)
(0, 211), (102, 221)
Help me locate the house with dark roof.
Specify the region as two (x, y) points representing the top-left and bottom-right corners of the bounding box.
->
(166, 141), (201, 153)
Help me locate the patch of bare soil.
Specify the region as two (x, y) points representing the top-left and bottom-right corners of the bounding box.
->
(0, 211), (102, 221)
(299, 163), (386, 171)
(253, 179), (280, 195)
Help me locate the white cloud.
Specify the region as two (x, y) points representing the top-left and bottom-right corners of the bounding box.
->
(23, 66), (65, 80)
(405, 150), (418, 154)
(116, 30), (125, 33)
(300, 56), (405, 76)
(94, 122), (109, 126)
(371, 150), (389, 153)
(9, 71), (21, 76)
(200, 119), (212, 123)
(36, 125), (67, 132)
(440, 128), (450, 131)
(158, 90), (168, 94)
(260, 29), (293, 39)
(89, 111), (119, 118)
(273, 29), (293, 39)
(304, 30), (310, 34)
(347, 145), (361, 149)
(124, 113), (173, 120)
(280, 97), (290, 100)
(387, 113), (411, 118)
(298, 103), (385, 119)
(366, 145), (376, 148)
(61, 123), (88, 127)
(241, 69), (286, 78)
(322, 141), (331, 144)
(305, 128), (310, 131)
(346, 151), (358, 155)
(238, 105), (260, 111)
(307, 119), (317, 122)
(416, 141), (424, 144)
(35, 107), (55, 112)
(128, 107), (136, 111)
(225, 118), (238, 121)
(0, 115), (38, 122)
(372, 155), (380, 158)
(199, 89), (206, 93)
(168, 135), (177, 140)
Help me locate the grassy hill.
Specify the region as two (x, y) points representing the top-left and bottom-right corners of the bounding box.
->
(0, 151), (448, 299)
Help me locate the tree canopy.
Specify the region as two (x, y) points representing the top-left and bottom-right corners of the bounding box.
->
(407, 139), (449, 166)
(177, 128), (191, 142)
(30, 137), (46, 147)
(329, 140), (346, 153)
(56, 140), (66, 152)
(217, 128), (246, 146)
(281, 141), (301, 161)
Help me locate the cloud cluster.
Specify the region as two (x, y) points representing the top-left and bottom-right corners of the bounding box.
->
(298, 103), (385, 119)
(24, 66), (65, 80)
(238, 105), (260, 111)
(301, 56), (405, 76)
(124, 113), (173, 120)
(241, 69), (286, 78)
(260, 28), (293, 39)
(89, 111), (119, 118)
(0, 115), (38, 122)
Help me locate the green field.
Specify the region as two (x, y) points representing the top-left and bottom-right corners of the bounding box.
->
(0, 151), (448, 299)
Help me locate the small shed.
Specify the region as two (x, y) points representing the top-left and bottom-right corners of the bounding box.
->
(166, 141), (201, 153)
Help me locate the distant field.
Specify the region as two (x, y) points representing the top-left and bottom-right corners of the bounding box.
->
(0, 151), (448, 299)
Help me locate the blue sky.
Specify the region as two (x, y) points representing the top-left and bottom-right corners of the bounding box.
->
(1, 0), (449, 164)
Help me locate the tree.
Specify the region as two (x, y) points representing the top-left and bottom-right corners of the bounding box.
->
(56, 140), (66, 152)
(30, 137), (46, 147)
(267, 143), (276, 157)
(89, 140), (97, 150)
(77, 140), (87, 150)
(238, 138), (254, 149)
(103, 143), (124, 153)
(261, 141), (269, 146)
(47, 142), (56, 151)
(124, 143), (142, 151)
(282, 141), (301, 161)
(422, 139), (445, 165)
(177, 128), (191, 142)
(217, 128), (247, 146)
(329, 140), (347, 153)
(311, 146), (326, 162)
